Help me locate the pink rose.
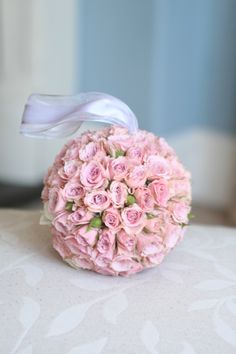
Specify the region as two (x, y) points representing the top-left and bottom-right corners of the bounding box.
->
(80, 161), (106, 189)
(157, 137), (175, 157)
(169, 158), (190, 178)
(145, 219), (157, 233)
(64, 182), (85, 201)
(149, 179), (169, 207)
(143, 143), (161, 160)
(52, 211), (70, 233)
(52, 228), (71, 258)
(95, 264), (116, 276)
(126, 165), (147, 188)
(137, 234), (164, 258)
(109, 181), (128, 208)
(46, 167), (64, 188)
(48, 187), (66, 215)
(146, 252), (165, 267)
(102, 207), (120, 230)
(117, 230), (136, 254)
(145, 217), (162, 233)
(108, 134), (132, 151)
(126, 145), (144, 162)
(146, 155), (170, 179)
(76, 225), (98, 247)
(96, 229), (115, 259)
(109, 157), (129, 181)
(64, 229), (96, 257)
(63, 141), (81, 161)
(93, 254), (110, 268)
(164, 224), (183, 248)
(136, 226), (165, 268)
(98, 155), (111, 179)
(111, 255), (143, 276)
(145, 209), (169, 233)
(80, 132), (91, 145)
(170, 202), (190, 224)
(92, 127), (110, 140)
(58, 160), (81, 180)
(79, 141), (98, 161)
(121, 204), (145, 234)
(92, 251), (116, 276)
(64, 235), (86, 254)
(65, 255), (94, 270)
(67, 208), (93, 226)
(169, 179), (191, 200)
(134, 187), (155, 211)
(109, 126), (128, 136)
(84, 190), (110, 212)
(79, 141), (105, 161)
(49, 174), (64, 188)
(136, 132), (155, 149)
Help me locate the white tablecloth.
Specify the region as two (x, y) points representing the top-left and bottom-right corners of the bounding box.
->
(0, 209), (235, 354)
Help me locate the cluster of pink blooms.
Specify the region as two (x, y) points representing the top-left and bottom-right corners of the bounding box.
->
(41, 126), (191, 276)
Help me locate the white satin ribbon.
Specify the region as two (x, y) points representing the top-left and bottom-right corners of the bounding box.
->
(20, 92), (138, 138)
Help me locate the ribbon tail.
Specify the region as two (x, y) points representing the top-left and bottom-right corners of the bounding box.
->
(20, 92), (139, 138)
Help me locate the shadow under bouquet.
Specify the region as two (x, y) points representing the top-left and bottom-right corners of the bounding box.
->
(21, 92), (191, 276)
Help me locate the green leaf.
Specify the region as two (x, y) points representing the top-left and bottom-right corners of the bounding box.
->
(115, 150), (125, 158)
(188, 212), (195, 219)
(65, 201), (73, 212)
(146, 213), (155, 219)
(126, 194), (136, 206)
(89, 216), (102, 229)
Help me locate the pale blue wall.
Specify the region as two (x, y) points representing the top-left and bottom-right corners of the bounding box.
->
(150, 0), (236, 135)
(79, 0), (236, 135)
(78, 0), (155, 129)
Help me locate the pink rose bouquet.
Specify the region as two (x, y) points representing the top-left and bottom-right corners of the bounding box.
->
(41, 125), (191, 276)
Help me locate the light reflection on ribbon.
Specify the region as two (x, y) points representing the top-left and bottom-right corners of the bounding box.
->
(20, 92), (138, 138)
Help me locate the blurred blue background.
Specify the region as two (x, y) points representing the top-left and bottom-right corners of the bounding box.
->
(79, 0), (236, 135)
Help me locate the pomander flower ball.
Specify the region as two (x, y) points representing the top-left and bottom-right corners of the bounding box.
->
(41, 125), (191, 276)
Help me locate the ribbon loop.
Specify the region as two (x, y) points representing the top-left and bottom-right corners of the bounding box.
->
(20, 92), (138, 138)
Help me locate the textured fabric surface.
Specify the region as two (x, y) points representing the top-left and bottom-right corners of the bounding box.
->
(0, 209), (235, 354)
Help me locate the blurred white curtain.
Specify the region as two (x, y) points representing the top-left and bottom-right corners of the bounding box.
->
(0, 0), (78, 185)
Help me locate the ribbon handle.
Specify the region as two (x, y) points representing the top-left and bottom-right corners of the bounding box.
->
(20, 92), (138, 138)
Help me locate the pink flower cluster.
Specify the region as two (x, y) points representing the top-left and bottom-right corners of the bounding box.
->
(42, 126), (191, 276)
